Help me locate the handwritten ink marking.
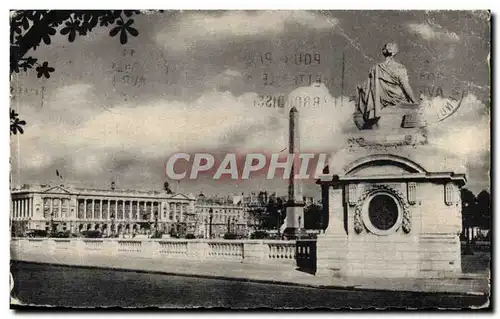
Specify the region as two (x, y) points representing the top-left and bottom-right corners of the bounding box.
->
(419, 71), (444, 81)
(420, 85), (444, 98)
(253, 95), (286, 108)
(244, 52), (321, 68)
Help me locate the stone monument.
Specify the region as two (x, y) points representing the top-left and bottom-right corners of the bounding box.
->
(283, 106), (306, 239)
(315, 44), (466, 278)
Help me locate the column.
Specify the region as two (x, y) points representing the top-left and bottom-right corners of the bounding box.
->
(50, 198), (53, 219)
(173, 203), (177, 221)
(137, 201), (140, 220)
(59, 198), (62, 220)
(156, 202), (160, 221)
(107, 198), (111, 219)
(116, 200), (120, 221)
(180, 203), (183, 222)
(84, 199), (87, 220)
(99, 200), (103, 220)
(13, 200), (16, 219)
(129, 201), (133, 221)
(19, 199), (23, 219)
(91, 199), (95, 221)
(25, 199), (29, 219)
(165, 202), (168, 220)
(149, 201), (153, 221)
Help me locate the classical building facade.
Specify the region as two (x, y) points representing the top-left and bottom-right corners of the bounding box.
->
(10, 184), (196, 235)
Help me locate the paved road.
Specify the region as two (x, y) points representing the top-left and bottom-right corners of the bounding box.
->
(10, 262), (489, 309)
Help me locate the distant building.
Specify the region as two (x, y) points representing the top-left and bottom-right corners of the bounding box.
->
(10, 184), (196, 236)
(195, 193), (254, 238)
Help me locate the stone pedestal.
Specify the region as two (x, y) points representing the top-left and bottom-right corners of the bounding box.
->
(283, 201), (306, 239)
(316, 115), (466, 278)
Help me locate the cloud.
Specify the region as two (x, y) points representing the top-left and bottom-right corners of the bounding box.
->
(205, 69), (245, 93)
(156, 11), (338, 53)
(407, 23), (460, 42)
(13, 82), (353, 175)
(422, 93), (490, 163)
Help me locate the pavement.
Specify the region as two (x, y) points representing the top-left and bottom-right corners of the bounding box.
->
(11, 249), (490, 296)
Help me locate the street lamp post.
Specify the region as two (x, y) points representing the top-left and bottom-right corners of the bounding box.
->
(50, 212), (55, 237)
(277, 209), (282, 238)
(205, 218), (208, 239)
(209, 208), (213, 239)
(154, 211), (158, 237)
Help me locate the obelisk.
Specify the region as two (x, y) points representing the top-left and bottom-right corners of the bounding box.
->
(283, 106), (305, 239)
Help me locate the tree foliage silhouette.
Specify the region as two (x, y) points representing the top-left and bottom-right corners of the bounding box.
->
(461, 188), (477, 232)
(476, 190), (491, 229)
(9, 10), (143, 135)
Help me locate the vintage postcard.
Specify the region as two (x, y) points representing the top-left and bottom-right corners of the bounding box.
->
(9, 10), (491, 309)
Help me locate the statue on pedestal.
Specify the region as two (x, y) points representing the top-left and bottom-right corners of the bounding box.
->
(355, 43), (418, 130)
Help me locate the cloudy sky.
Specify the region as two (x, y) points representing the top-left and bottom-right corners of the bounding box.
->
(10, 10), (490, 197)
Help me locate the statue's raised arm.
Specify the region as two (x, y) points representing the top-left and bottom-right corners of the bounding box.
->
(355, 43), (418, 130)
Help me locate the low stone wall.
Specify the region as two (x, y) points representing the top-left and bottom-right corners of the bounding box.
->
(10, 238), (296, 266)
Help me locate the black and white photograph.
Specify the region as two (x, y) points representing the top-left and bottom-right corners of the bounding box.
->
(8, 8), (491, 309)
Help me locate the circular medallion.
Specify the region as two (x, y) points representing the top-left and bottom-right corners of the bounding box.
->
(368, 194), (399, 230)
(362, 192), (402, 235)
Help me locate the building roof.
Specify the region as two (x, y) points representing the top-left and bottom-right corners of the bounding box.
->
(11, 184), (196, 200)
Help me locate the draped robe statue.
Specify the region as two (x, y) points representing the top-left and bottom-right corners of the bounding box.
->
(355, 43), (416, 129)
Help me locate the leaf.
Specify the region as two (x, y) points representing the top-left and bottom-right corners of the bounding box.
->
(18, 120), (26, 125)
(35, 62), (54, 78)
(109, 26), (120, 37)
(17, 127), (24, 134)
(120, 29), (128, 44)
(69, 30), (76, 42)
(126, 26), (138, 37)
(60, 26), (71, 35)
(22, 16), (29, 30)
(42, 34), (51, 45)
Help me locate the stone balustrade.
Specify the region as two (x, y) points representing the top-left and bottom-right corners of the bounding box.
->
(10, 238), (297, 266)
